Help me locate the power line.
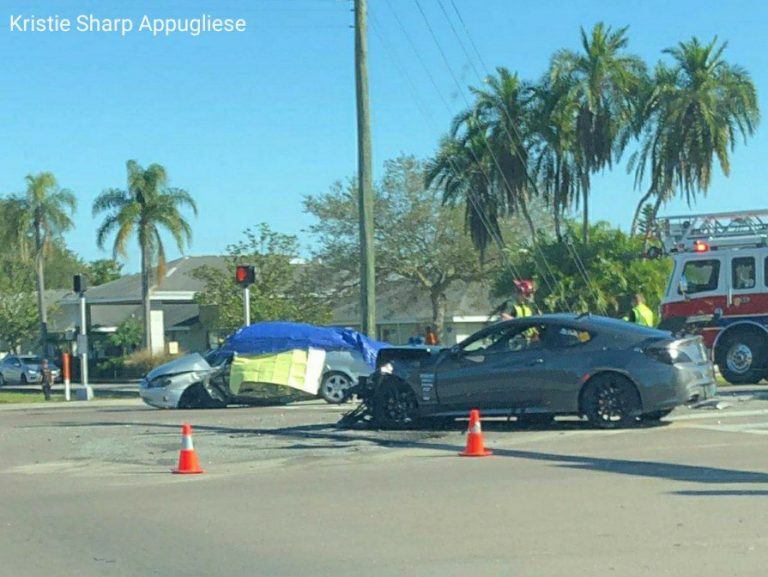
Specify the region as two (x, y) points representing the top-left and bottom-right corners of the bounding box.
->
(373, 4), (527, 287)
(412, 0), (568, 308)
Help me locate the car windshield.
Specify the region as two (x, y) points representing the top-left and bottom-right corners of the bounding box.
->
(204, 349), (232, 367)
(20, 356), (43, 364)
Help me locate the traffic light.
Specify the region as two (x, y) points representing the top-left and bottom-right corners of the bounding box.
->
(73, 274), (87, 294)
(235, 265), (255, 287)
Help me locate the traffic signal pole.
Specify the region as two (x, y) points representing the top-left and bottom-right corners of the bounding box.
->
(235, 265), (255, 327)
(355, 0), (376, 339)
(243, 287), (251, 326)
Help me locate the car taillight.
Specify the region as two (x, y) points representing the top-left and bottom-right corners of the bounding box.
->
(644, 346), (692, 365)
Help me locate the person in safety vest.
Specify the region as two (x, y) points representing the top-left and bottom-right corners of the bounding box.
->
(500, 281), (534, 320)
(625, 293), (655, 327)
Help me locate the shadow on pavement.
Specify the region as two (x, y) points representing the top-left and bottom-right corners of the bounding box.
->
(673, 490), (768, 496)
(52, 418), (768, 486)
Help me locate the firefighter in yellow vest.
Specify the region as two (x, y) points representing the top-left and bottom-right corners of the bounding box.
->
(627, 293), (655, 327)
(500, 284), (533, 320)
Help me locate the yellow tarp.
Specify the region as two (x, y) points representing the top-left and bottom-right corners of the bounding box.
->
(228, 348), (325, 401)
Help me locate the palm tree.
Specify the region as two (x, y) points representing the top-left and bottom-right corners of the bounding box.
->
(9, 173), (77, 354)
(629, 37), (759, 231)
(426, 132), (501, 257)
(427, 68), (536, 255)
(463, 68), (537, 237)
(528, 77), (583, 242)
(550, 23), (647, 243)
(93, 161), (197, 353)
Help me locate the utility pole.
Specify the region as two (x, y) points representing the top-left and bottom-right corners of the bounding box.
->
(355, 0), (376, 338)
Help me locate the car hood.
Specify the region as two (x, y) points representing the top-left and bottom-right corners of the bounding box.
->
(145, 353), (213, 381)
(378, 346), (443, 371)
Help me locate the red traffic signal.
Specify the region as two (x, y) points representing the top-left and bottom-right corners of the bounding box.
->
(235, 265), (255, 287)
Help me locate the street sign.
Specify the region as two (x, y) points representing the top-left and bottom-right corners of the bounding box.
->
(76, 334), (88, 356)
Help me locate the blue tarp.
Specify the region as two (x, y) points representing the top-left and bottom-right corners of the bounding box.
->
(219, 322), (390, 368)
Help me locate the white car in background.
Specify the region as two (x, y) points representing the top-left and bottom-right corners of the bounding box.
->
(139, 348), (373, 409)
(0, 355), (61, 385)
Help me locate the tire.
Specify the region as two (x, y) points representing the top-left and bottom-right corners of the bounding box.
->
(581, 373), (641, 429)
(178, 384), (226, 409)
(715, 330), (767, 385)
(319, 372), (353, 404)
(372, 378), (420, 430)
(0, 373), (5, 386)
(640, 409), (673, 422)
(20, 374), (28, 385)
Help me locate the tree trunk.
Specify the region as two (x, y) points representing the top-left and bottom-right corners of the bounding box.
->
(519, 198), (537, 239)
(34, 224), (48, 356)
(141, 235), (153, 355)
(429, 287), (448, 343)
(553, 202), (563, 243)
(582, 188), (590, 245)
(643, 194), (665, 253)
(630, 189), (654, 236)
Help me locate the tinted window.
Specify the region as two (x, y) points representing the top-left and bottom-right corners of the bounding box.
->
(462, 323), (544, 353)
(682, 259), (720, 294)
(548, 326), (592, 348)
(462, 324), (515, 353)
(732, 257), (755, 289)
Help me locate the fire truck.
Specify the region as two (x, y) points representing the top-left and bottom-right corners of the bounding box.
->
(658, 209), (768, 384)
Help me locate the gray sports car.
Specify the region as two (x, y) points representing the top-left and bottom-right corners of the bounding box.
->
(357, 314), (716, 429)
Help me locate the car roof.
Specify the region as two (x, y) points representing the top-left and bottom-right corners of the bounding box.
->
(503, 313), (671, 337)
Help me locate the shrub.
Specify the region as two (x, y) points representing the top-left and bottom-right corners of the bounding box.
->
(122, 348), (183, 375)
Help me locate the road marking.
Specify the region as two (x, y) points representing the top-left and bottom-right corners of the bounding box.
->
(677, 422), (768, 436)
(668, 408), (768, 422)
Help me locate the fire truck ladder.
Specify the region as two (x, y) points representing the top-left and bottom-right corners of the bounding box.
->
(657, 209), (768, 253)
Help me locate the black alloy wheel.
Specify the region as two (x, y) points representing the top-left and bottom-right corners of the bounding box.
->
(372, 379), (419, 430)
(581, 373), (641, 429)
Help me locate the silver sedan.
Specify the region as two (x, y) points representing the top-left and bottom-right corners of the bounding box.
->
(0, 355), (61, 385)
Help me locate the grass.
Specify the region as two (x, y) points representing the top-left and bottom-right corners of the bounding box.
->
(0, 389), (138, 404)
(0, 391), (64, 404)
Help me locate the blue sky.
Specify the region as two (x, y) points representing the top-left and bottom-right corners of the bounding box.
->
(1, 0), (766, 272)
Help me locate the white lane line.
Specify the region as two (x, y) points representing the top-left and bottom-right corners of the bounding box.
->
(680, 423), (768, 436)
(668, 408), (768, 422)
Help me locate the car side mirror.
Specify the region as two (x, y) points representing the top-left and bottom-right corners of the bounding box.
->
(449, 344), (461, 357)
(678, 276), (689, 295)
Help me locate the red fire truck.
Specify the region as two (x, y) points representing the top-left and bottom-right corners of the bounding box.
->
(659, 209), (768, 384)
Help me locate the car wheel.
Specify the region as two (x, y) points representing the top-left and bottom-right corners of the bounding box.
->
(319, 371), (353, 404)
(372, 378), (420, 430)
(640, 409), (673, 422)
(178, 384), (226, 409)
(581, 373), (641, 429)
(20, 374), (28, 385)
(715, 330), (767, 385)
(0, 373), (5, 386)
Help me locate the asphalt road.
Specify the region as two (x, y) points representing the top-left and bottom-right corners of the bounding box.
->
(3, 391), (768, 576)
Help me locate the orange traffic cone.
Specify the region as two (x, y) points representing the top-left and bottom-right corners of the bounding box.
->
(459, 409), (492, 457)
(172, 423), (204, 474)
